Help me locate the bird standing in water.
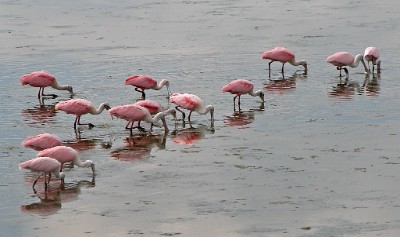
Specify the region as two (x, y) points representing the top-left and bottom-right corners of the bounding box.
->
(221, 79), (264, 111)
(19, 70), (73, 99)
(125, 75), (171, 100)
(364, 47), (381, 74)
(261, 47), (307, 77)
(326, 51), (368, 77)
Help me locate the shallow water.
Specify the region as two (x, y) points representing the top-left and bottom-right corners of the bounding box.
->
(1, 0), (400, 236)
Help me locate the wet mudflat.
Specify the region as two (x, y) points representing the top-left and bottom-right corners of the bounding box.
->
(1, 0), (400, 236)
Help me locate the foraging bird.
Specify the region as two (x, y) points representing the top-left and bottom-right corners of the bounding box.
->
(170, 93), (214, 126)
(19, 157), (65, 190)
(326, 51), (368, 77)
(125, 75), (171, 100)
(127, 100), (163, 129)
(364, 47), (381, 74)
(55, 98), (111, 129)
(109, 104), (176, 135)
(22, 133), (62, 151)
(19, 70), (73, 99)
(37, 146), (95, 174)
(261, 47), (307, 77)
(221, 79), (264, 111)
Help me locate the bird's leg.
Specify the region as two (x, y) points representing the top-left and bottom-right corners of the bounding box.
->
(188, 111), (193, 124)
(125, 121), (133, 129)
(343, 68), (349, 77)
(268, 61), (274, 78)
(32, 175), (40, 189)
(76, 116), (95, 128)
(175, 106), (186, 122)
(37, 88), (42, 99)
(41, 88), (57, 99)
(233, 95), (238, 111)
(44, 174), (48, 191)
(337, 67), (342, 77)
(281, 62), (285, 74)
(135, 88), (145, 100)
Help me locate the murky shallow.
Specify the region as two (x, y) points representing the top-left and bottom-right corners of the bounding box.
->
(1, 0), (400, 236)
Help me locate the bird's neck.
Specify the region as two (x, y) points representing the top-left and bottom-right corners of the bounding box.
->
(350, 54), (369, 73)
(51, 81), (70, 91)
(154, 79), (168, 90)
(248, 89), (262, 97)
(91, 103), (107, 115)
(198, 105), (214, 115)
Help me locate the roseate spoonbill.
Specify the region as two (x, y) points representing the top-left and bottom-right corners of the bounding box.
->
(22, 133), (62, 151)
(170, 93), (214, 126)
(261, 47), (307, 77)
(127, 100), (163, 130)
(37, 146), (95, 174)
(364, 47), (381, 74)
(19, 157), (65, 190)
(19, 70), (73, 99)
(109, 104), (176, 135)
(55, 98), (111, 129)
(221, 79), (264, 111)
(326, 51), (368, 77)
(125, 75), (171, 100)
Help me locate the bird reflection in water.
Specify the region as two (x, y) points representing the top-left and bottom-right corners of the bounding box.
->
(171, 126), (213, 145)
(224, 111), (255, 128)
(362, 74), (380, 96)
(110, 133), (166, 161)
(21, 176), (95, 216)
(21, 99), (57, 125)
(329, 76), (361, 99)
(264, 74), (297, 95)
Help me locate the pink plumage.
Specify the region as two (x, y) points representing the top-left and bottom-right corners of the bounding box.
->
(261, 47), (295, 62)
(19, 156), (65, 190)
(19, 156), (61, 173)
(55, 98), (110, 129)
(125, 75), (157, 89)
(221, 79), (254, 95)
(55, 99), (94, 115)
(19, 70), (73, 99)
(109, 104), (150, 122)
(326, 51), (355, 67)
(19, 70), (56, 87)
(135, 100), (163, 115)
(21, 133), (62, 151)
(170, 93), (214, 126)
(364, 47), (380, 61)
(261, 47), (307, 77)
(37, 146), (95, 173)
(125, 75), (170, 100)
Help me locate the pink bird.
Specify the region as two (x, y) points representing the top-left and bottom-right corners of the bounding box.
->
(19, 157), (65, 190)
(55, 98), (111, 129)
(364, 47), (381, 74)
(37, 146), (95, 174)
(261, 47), (307, 77)
(221, 79), (264, 111)
(326, 51), (368, 77)
(125, 100), (164, 129)
(125, 75), (171, 99)
(19, 70), (73, 99)
(109, 104), (176, 135)
(22, 133), (62, 151)
(170, 93), (214, 126)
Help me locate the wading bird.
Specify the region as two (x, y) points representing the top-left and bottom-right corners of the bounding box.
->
(125, 75), (170, 100)
(170, 93), (214, 126)
(221, 79), (264, 111)
(37, 146), (95, 174)
(22, 133), (62, 151)
(364, 47), (381, 74)
(19, 157), (65, 190)
(326, 51), (368, 77)
(55, 98), (110, 129)
(19, 70), (73, 99)
(261, 47), (307, 77)
(109, 104), (176, 135)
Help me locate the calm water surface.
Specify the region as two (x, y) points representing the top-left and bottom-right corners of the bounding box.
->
(1, 0), (400, 236)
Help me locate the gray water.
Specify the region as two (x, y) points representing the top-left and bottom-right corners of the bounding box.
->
(1, 0), (400, 236)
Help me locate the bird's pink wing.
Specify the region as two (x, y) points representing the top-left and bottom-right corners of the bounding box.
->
(326, 52), (354, 66)
(221, 79), (253, 94)
(19, 157), (61, 172)
(262, 47), (294, 62)
(364, 47), (380, 59)
(37, 146), (77, 163)
(109, 104), (147, 121)
(170, 93), (201, 110)
(21, 133), (62, 150)
(19, 70), (55, 87)
(135, 100), (162, 114)
(55, 99), (92, 115)
(125, 75), (157, 89)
